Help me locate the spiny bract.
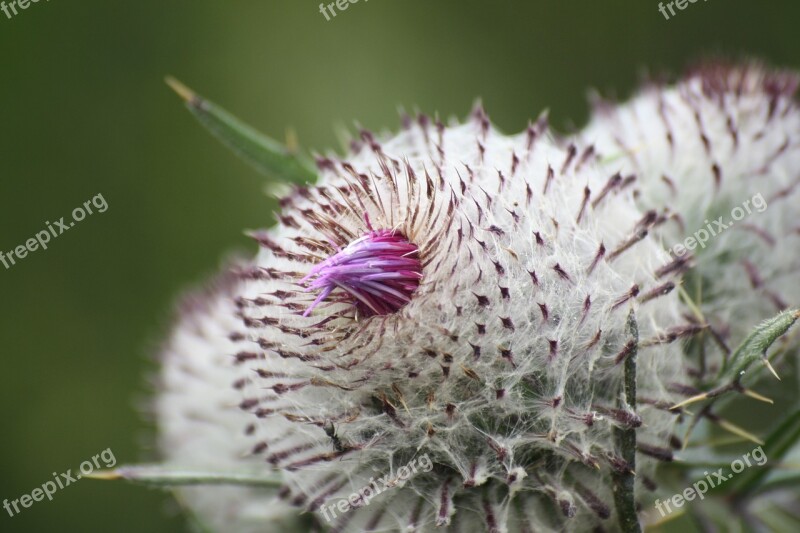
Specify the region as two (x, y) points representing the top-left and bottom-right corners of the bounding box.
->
(156, 108), (690, 532)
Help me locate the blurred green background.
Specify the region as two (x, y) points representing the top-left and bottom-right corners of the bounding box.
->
(1, 1), (798, 531)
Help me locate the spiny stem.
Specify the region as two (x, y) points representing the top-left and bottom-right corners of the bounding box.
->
(613, 310), (641, 533)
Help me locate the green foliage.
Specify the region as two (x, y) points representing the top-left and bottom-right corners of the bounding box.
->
(166, 77), (318, 186)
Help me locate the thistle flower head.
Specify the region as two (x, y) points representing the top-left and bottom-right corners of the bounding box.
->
(570, 65), (800, 526)
(580, 61), (800, 349)
(157, 107), (689, 532)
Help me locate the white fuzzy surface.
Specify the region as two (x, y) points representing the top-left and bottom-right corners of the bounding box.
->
(155, 270), (301, 532)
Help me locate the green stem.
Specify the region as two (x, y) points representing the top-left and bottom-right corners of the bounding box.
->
(613, 311), (641, 533)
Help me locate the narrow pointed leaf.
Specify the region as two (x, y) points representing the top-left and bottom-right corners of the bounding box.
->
(166, 77), (317, 185)
(87, 464), (283, 488)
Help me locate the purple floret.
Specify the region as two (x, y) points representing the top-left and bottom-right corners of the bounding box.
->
(302, 229), (423, 317)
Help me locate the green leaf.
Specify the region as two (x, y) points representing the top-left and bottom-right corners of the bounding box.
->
(753, 472), (800, 494)
(719, 309), (799, 383)
(671, 311), (798, 446)
(166, 77), (317, 185)
(86, 464), (283, 488)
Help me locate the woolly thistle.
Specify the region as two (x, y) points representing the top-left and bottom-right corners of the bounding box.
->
(132, 67), (800, 533)
(579, 62), (800, 352)
(574, 62), (800, 529)
(149, 99), (697, 531)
